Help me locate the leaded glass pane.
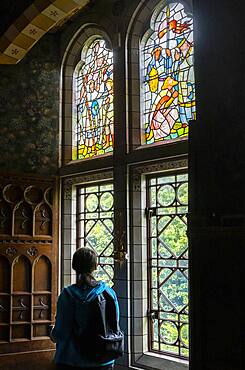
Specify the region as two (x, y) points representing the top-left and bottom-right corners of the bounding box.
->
(77, 183), (114, 286)
(74, 39), (113, 160)
(147, 173), (188, 358)
(142, 3), (195, 144)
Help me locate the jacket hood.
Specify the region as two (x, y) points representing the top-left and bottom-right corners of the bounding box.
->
(64, 281), (107, 303)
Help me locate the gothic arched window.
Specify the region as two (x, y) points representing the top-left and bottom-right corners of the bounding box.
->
(62, 3), (194, 370)
(73, 38), (114, 160)
(142, 2), (195, 145)
(61, 29), (116, 291)
(127, 1), (194, 367)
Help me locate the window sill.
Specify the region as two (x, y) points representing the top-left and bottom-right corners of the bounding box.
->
(59, 154), (113, 176)
(133, 352), (188, 370)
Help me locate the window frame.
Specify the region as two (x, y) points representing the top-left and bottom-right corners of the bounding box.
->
(73, 38), (114, 161)
(60, 1), (194, 368)
(76, 181), (115, 286)
(140, 2), (195, 146)
(129, 158), (189, 370)
(61, 170), (113, 287)
(127, 0), (193, 152)
(126, 1), (193, 363)
(146, 171), (189, 358)
(61, 26), (113, 167)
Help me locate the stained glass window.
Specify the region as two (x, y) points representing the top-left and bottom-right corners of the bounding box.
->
(74, 39), (114, 160)
(142, 3), (195, 144)
(147, 173), (188, 358)
(77, 183), (114, 286)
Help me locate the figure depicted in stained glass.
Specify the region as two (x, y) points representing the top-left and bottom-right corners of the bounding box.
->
(74, 39), (113, 159)
(143, 3), (196, 144)
(102, 78), (114, 149)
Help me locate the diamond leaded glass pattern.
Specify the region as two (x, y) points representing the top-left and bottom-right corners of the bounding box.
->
(77, 183), (114, 286)
(142, 3), (195, 144)
(147, 173), (189, 358)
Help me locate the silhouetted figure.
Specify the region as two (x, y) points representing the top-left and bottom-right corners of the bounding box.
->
(51, 247), (120, 370)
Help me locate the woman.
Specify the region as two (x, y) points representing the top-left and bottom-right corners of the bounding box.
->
(51, 247), (120, 370)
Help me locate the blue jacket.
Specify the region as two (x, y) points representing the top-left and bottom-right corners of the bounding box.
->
(51, 281), (120, 367)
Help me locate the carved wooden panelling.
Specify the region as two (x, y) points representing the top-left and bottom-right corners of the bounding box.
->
(0, 256), (10, 292)
(0, 182), (53, 237)
(13, 255), (31, 292)
(0, 201), (11, 235)
(0, 295), (9, 322)
(34, 204), (52, 236)
(0, 175), (57, 359)
(14, 202), (33, 236)
(34, 256), (51, 292)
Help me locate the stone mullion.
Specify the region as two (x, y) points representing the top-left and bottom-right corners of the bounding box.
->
(113, 37), (127, 260)
(112, 35), (129, 367)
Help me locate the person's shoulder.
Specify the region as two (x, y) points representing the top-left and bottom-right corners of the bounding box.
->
(104, 284), (118, 300)
(61, 283), (75, 292)
(58, 284), (76, 299)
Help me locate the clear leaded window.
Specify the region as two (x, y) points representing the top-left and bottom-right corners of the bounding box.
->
(142, 3), (195, 144)
(77, 183), (114, 286)
(73, 39), (114, 160)
(147, 172), (188, 358)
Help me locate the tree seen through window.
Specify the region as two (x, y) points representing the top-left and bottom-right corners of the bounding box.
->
(147, 173), (189, 358)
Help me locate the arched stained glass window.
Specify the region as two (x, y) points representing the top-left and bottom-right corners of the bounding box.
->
(73, 39), (114, 160)
(142, 2), (195, 144)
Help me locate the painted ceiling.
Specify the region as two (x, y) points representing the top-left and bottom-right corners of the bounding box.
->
(0, 0), (91, 64)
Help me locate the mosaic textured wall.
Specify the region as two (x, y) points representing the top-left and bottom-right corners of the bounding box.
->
(0, 34), (59, 175)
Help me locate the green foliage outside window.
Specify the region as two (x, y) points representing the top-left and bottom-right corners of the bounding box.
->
(148, 173), (189, 358)
(78, 183), (114, 286)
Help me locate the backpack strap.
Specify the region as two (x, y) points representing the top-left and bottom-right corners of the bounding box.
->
(97, 291), (120, 335)
(97, 293), (107, 336)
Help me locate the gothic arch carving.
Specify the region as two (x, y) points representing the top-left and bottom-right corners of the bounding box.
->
(34, 202), (52, 236)
(0, 175), (57, 349)
(12, 255), (32, 292)
(13, 201), (33, 236)
(33, 255), (51, 292)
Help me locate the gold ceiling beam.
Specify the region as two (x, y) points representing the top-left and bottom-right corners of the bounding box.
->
(0, 0), (90, 64)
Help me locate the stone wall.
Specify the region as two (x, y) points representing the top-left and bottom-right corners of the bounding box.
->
(0, 34), (60, 175)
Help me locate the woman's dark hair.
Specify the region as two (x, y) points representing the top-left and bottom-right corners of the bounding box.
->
(72, 247), (98, 286)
